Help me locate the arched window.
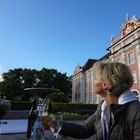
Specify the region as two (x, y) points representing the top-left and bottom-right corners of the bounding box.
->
(133, 91), (139, 100)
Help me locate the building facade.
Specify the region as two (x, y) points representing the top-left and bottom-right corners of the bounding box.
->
(72, 15), (140, 104)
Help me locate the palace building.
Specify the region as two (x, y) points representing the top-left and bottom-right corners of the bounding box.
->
(72, 15), (140, 104)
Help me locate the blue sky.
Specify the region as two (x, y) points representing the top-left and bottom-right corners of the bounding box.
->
(0, 0), (140, 78)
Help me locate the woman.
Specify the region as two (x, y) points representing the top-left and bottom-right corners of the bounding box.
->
(57, 62), (140, 140)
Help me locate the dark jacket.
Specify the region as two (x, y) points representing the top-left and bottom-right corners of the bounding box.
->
(59, 101), (140, 140)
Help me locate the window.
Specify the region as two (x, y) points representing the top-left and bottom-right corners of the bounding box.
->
(132, 71), (137, 84)
(128, 52), (135, 65)
(133, 91), (139, 100)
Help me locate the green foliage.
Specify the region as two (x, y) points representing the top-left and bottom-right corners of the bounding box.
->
(0, 68), (72, 101)
(49, 103), (97, 120)
(8, 101), (97, 115)
(63, 113), (90, 120)
(8, 102), (96, 120)
(50, 102), (98, 113)
(10, 101), (32, 110)
(50, 92), (68, 103)
(0, 102), (11, 118)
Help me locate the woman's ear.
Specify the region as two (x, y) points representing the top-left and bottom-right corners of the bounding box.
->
(102, 81), (108, 90)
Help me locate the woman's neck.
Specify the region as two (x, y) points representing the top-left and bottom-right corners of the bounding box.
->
(103, 94), (118, 104)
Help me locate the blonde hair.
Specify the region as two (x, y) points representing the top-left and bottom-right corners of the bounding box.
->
(95, 62), (134, 96)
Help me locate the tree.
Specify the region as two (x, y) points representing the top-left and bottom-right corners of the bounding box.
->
(0, 68), (72, 102)
(50, 92), (67, 102)
(0, 68), (23, 99)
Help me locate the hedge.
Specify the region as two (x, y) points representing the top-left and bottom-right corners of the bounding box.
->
(11, 101), (32, 110)
(0, 103), (11, 118)
(10, 101), (98, 115)
(63, 113), (90, 120)
(50, 102), (98, 114)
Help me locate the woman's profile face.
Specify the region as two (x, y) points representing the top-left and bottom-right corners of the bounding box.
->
(93, 72), (104, 95)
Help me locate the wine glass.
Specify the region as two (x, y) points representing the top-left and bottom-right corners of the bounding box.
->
(49, 113), (63, 137)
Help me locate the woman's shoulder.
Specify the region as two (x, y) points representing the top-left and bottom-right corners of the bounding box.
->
(127, 101), (140, 113)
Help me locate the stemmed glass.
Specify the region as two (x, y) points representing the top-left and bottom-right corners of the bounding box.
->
(49, 113), (63, 137)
